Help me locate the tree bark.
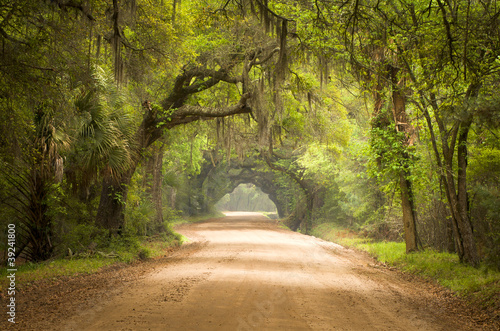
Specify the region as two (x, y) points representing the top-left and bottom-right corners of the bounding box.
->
(391, 66), (419, 253)
(455, 118), (479, 266)
(430, 96), (480, 266)
(263, 153), (322, 233)
(145, 143), (165, 232)
(399, 169), (418, 252)
(95, 168), (135, 233)
(152, 145), (164, 227)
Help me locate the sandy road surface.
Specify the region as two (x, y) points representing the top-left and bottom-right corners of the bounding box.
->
(54, 212), (477, 330)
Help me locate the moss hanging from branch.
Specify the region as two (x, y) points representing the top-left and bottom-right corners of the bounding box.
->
(112, 0), (123, 85)
(276, 19), (288, 81)
(318, 54), (329, 89)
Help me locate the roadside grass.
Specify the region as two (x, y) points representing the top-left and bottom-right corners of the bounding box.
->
(311, 222), (500, 309)
(277, 222), (291, 231)
(0, 231), (184, 293)
(261, 211), (279, 219)
(259, 212), (291, 230)
(0, 213), (224, 292)
(0, 258), (117, 291)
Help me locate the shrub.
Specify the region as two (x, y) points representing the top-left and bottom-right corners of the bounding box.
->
(61, 223), (108, 255)
(138, 247), (151, 260)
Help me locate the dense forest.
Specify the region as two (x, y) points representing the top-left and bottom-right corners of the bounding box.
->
(0, 0), (499, 271)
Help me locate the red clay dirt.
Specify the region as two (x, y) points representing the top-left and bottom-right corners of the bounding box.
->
(1, 212), (495, 330)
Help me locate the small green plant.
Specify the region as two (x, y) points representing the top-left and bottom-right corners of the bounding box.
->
(61, 223), (108, 256)
(138, 248), (151, 260)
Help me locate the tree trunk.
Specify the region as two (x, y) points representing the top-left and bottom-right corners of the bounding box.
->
(455, 118), (479, 266)
(420, 104), (458, 253)
(399, 169), (418, 252)
(190, 161), (216, 215)
(95, 168), (134, 234)
(436, 117), (479, 266)
(153, 145), (164, 227)
(301, 194), (315, 234)
(168, 186), (176, 209)
(145, 143), (165, 232)
(391, 65), (419, 253)
(26, 170), (54, 261)
(428, 81), (480, 266)
(268, 192), (285, 217)
(95, 108), (147, 232)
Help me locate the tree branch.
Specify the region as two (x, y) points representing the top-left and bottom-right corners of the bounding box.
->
(254, 0), (293, 22)
(251, 47), (280, 66)
(164, 92), (253, 129)
(52, 0), (95, 21)
(162, 64), (243, 110)
(0, 27), (29, 45)
(436, 0), (455, 63)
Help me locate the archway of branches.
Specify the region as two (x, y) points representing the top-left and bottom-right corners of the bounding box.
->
(199, 162), (286, 218)
(215, 183), (277, 215)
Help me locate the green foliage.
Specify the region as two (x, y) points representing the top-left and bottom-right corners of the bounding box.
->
(72, 66), (135, 178)
(124, 200), (156, 236)
(164, 128), (207, 176)
(60, 223), (108, 255)
(297, 143), (338, 182)
(161, 222), (184, 243)
(138, 247), (152, 260)
(162, 208), (184, 224)
(0, 0), (498, 273)
(106, 234), (141, 263)
(124, 172), (156, 236)
(368, 124), (418, 182)
(469, 147), (500, 184)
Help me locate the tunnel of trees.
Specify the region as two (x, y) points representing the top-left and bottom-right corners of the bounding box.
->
(215, 184), (277, 213)
(0, 0), (499, 269)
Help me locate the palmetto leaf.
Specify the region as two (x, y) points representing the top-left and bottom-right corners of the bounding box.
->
(73, 66), (135, 180)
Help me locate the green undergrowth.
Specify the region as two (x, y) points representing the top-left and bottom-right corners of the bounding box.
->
(0, 231), (184, 293)
(311, 222), (500, 309)
(261, 212), (279, 219)
(277, 222), (291, 231)
(0, 213), (224, 292)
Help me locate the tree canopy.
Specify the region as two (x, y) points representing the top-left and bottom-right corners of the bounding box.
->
(0, 0), (498, 268)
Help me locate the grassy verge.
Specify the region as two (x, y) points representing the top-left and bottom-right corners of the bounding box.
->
(311, 222), (500, 310)
(261, 212), (279, 219)
(0, 213), (224, 292)
(0, 233), (183, 293)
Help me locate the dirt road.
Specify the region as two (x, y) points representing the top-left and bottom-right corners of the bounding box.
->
(50, 212), (480, 330)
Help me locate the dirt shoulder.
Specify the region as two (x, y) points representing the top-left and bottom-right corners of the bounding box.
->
(1, 213), (498, 330)
(0, 240), (204, 330)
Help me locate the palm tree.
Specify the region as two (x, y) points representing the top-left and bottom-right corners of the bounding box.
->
(1, 107), (70, 261)
(67, 67), (135, 201)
